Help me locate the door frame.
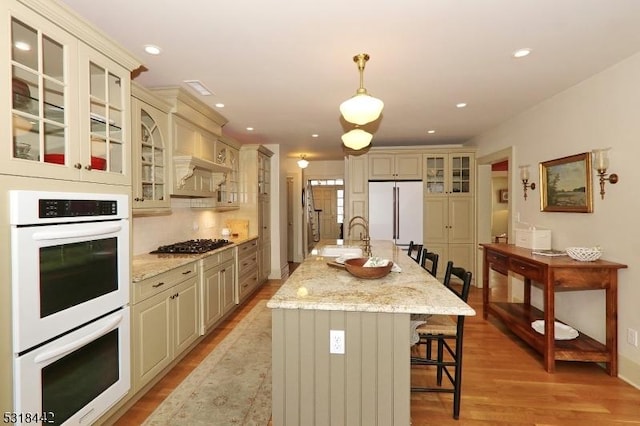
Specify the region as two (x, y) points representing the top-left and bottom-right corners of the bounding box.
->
(476, 146), (513, 289)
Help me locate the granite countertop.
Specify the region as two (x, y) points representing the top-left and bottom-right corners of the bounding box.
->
(267, 240), (476, 316)
(131, 235), (258, 282)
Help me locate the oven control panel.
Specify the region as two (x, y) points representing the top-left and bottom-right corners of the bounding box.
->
(39, 199), (118, 218)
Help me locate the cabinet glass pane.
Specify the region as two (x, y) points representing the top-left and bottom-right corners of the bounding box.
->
(12, 67), (39, 115)
(44, 122), (64, 158)
(43, 80), (64, 123)
(11, 19), (38, 70)
(109, 142), (123, 173)
(43, 35), (63, 79)
(108, 73), (122, 108)
(89, 63), (106, 100)
(13, 116), (38, 160)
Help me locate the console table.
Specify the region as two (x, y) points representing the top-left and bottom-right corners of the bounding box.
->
(480, 243), (627, 375)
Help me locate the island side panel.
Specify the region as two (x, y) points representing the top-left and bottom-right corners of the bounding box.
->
(271, 308), (411, 425)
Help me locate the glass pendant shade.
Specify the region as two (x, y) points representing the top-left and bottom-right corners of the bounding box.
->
(341, 129), (372, 150)
(297, 157), (309, 168)
(340, 93), (384, 125)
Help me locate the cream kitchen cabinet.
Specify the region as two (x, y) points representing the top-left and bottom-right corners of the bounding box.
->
(237, 238), (259, 302)
(131, 262), (199, 393)
(3, 0), (139, 185)
(424, 152), (474, 196)
(200, 248), (236, 334)
(214, 137), (240, 209)
(423, 151), (475, 277)
(239, 145), (273, 284)
(345, 154), (369, 221)
(131, 84), (171, 212)
(368, 152), (422, 180)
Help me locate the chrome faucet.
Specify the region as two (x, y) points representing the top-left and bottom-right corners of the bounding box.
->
(347, 215), (372, 257)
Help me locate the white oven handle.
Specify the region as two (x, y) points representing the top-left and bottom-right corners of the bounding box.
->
(33, 313), (124, 364)
(32, 223), (123, 241)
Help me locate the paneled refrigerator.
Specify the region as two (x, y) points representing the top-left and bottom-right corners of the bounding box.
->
(368, 181), (423, 249)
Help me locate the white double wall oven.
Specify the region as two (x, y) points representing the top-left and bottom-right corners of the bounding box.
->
(10, 190), (130, 426)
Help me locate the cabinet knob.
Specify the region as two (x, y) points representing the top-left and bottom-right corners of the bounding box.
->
(74, 163), (82, 169)
(84, 164), (92, 171)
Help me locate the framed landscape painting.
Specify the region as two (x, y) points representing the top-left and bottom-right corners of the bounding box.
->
(540, 152), (593, 213)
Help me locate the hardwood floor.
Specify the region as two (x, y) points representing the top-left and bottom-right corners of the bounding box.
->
(115, 268), (640, 425)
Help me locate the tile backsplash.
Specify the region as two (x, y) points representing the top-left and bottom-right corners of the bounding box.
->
(132, 198), (253, 255)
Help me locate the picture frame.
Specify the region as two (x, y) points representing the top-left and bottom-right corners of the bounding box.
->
(498, 189), (508, 203)
(540, 152), (593, 213)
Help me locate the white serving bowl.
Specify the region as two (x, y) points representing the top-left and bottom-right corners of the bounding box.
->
(565, 247), (602, 262)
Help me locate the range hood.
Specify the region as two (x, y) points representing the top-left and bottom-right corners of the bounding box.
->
(173, 155), (230, 197)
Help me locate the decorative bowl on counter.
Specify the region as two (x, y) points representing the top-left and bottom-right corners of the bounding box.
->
(344, 257), (393, 279)
(565, 246), (603, 262)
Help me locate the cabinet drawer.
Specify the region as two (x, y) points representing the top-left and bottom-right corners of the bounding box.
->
(510, 258), (544, 281)
(133, 262), (197, 304)
(202, 247), (235, 270)
(486, 250), (508, 269)
(237, 239), (258, 259)
(239, 270), (259, 300)
(238, 252), (258, 276)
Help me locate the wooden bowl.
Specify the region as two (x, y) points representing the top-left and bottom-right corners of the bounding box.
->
(344, 257), (393, 279)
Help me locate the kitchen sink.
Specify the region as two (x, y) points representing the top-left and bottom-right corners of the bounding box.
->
(319, 245), (363, 257)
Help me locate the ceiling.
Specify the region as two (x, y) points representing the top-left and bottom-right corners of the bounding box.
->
(59, 0), (640, 161)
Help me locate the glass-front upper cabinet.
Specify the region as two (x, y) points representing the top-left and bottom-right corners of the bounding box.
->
(79, 44), (130, 184)
(424, 152), (474, 196)
(131, 85), (170, 212)
(3, 1), (137, 184)
(8, 14), (74, 178)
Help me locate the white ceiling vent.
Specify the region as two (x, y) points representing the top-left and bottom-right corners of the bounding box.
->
(183, 80), (213, 96)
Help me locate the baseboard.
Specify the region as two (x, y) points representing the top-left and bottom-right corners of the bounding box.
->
(618, 354), (640, 390)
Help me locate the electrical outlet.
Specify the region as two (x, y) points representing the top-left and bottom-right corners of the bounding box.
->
(330, 330), (345, 354)
(627, 328), (638, 347)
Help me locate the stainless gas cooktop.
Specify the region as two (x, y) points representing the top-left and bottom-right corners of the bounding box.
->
(150, 239), (231, 254)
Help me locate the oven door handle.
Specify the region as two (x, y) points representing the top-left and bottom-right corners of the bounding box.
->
(32, 223), (123, 241)
(34, 313), (124, 364)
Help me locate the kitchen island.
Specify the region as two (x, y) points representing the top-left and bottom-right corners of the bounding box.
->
(267, 240), (475, 426)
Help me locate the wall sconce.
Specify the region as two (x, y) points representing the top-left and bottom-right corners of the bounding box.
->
(297, 155), (309, 169)
(592, 148), (618, 199)
(519, 165), (536, 200)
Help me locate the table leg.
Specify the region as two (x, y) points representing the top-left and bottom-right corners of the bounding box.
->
(606, 270), (618, 376)
(482, 251), (489, 320)
(543, 276), (555, 373)
(523, 278), (531, 307)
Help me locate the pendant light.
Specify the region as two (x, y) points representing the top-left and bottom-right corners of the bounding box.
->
(341, 128), (372, 150)
(339, 53), (384, 126)
(297, 155), (309, 169)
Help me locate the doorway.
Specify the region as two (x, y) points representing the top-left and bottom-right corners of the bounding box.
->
(476, 147), (513, 288)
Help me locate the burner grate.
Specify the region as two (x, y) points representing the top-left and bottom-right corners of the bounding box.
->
(150, 239), (231, 254)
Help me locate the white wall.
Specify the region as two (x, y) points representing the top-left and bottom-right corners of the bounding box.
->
(471, 52), (640, 387)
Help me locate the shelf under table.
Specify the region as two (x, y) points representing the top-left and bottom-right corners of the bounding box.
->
(487, 302), (610, 363)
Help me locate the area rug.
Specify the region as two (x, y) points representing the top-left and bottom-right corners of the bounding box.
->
(143, 301), (272, 425)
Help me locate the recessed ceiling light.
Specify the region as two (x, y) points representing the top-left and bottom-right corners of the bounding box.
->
(143, 44), (162, 55)
(246, 127), (254, 131)
(513, 48), (532, 58)
(215, 103), (225, 108)
(427, 130), (436, 134)
(14, 41), (31, 51)
(183, 80), (213, 96)
(312, 134), (319, 138)
(456, 102), (467, 108)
